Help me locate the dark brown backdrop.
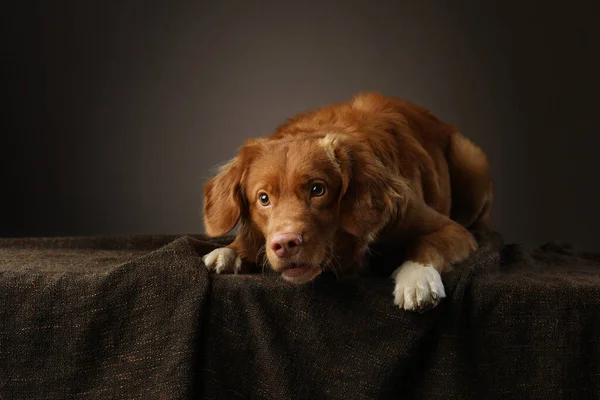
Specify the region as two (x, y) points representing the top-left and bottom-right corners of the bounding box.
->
(2, 1), (599, 249)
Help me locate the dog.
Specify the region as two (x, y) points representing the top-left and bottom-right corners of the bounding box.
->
(201, 92), (492, 312)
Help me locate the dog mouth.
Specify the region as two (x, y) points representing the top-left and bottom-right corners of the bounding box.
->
(281, 262), (322, 284)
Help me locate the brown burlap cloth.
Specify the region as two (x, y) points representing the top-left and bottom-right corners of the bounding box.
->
(1, 232), (599, 399)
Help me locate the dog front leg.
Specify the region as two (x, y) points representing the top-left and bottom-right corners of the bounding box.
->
(392, 202), (478, 312)
(202, 239), (245, 274)
(202, 225), (264, 274)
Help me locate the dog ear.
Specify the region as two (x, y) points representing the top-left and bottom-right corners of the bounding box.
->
(204, 139), (267, 236)
(318, 135), (351, 199)
(203, 155), (247, 236)
(203, 138), (267, 236)
(331, 136), (410, 243)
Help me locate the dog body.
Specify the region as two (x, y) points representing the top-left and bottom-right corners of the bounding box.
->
(202, 92), (492, 312)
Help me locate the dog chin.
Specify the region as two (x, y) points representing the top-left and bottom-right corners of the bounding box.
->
(280, 262), (322, 284)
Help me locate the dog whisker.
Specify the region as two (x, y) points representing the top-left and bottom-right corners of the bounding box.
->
(256, 244), (268, 275)
(322, 244), (342, 281)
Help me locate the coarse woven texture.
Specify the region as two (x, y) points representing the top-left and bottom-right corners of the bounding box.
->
(1, 232), (599, 399)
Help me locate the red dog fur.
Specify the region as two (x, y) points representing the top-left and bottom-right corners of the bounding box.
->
(202, 92), (492, 312)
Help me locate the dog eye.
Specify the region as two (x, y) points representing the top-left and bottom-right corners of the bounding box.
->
(258, 193), (270, 206)
(310, 183), (326, 197)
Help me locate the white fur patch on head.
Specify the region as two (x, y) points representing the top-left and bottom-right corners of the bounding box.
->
(318, 134), (342, 174)
(318, 133), (339, 148)
(392, 261), (446, 312)
(202, 247), (242, 274)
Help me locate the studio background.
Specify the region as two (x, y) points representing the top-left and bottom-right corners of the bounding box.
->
(2, 1), (599, 250)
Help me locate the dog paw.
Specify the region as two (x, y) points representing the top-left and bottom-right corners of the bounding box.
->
(392, 261), (446, 312)
(202, 247), (242, 274)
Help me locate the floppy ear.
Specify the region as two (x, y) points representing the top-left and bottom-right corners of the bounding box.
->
(328, 136), (409, 243)
(319, 135), (351, 199)
(203, 156), (248, 236)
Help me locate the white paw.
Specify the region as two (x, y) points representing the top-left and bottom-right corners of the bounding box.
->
(392, 261), (446, 312)
(202, 247), (242, 274)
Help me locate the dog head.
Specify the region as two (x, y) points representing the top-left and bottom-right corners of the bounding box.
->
(203, 133), (408, 283)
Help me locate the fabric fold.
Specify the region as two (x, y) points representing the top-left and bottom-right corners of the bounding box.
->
(1, 236), (211, 399)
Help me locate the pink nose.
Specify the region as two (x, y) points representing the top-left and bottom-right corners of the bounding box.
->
(270, 232), (303, 258)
